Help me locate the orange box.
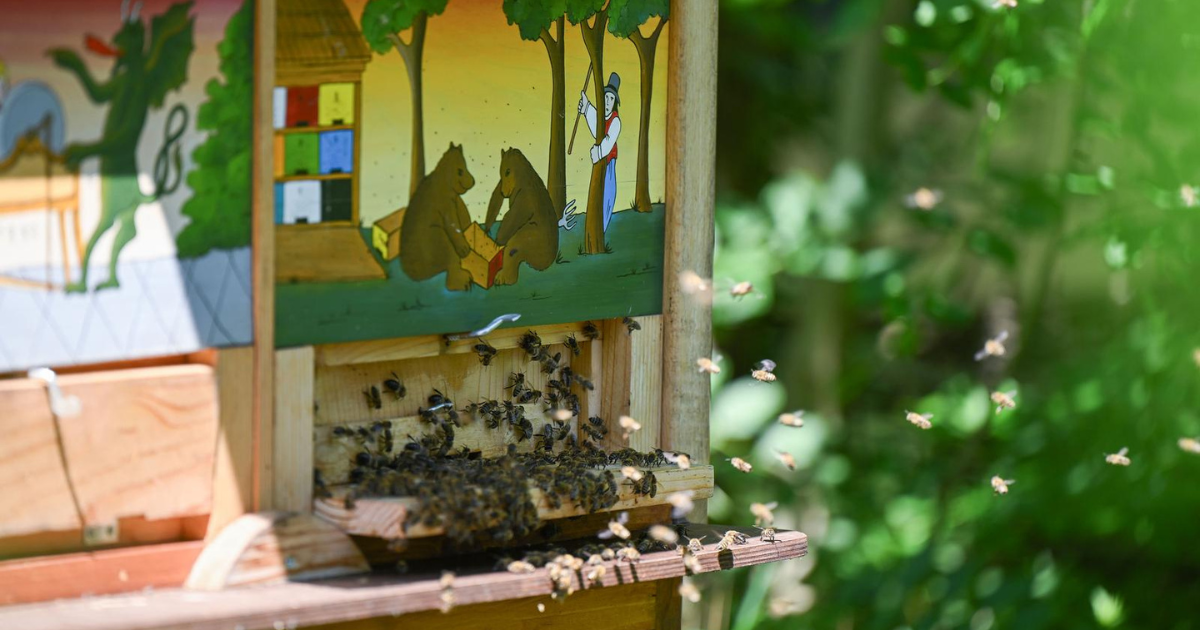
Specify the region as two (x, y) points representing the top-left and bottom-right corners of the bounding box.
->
(459, 223), (504, 288)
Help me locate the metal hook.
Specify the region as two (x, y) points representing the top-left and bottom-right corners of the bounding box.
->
(28, 367), (81, 418)
(444, 313), (522, 343)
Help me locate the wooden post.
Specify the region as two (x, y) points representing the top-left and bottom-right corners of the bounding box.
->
(253, 0), (277, 512)
(273, 347), (315, 512)
(662, 1), (717, 520)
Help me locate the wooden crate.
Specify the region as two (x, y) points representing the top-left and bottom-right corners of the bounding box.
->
(371, 207), (405, 260)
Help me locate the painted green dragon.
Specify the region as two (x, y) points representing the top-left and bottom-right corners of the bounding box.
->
(49, 0), (194, 292)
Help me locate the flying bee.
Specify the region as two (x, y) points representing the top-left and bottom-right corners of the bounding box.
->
(564, 334), (582, 357)
(663, 451), (691, 470)
(696, 357), (721, 374)
(621, 466), (644, 482)
(598, 511), (631, 540)
(992, 0), (1017, 7)
(363, 385), (382, 410)
(991, 390), (1017, 413)
(473, 339), (498, 366)
(1182, 184), (1198, 207)
(751, 359), (777, 382)
(649, 524), (680, 545)
(905, 410), (933, 430)
(683, 551), (703, 574)
(518, 329), (543, 355)
(774, 450), (797, 471)
(439, 570), (456, 589)
(974, 330), (1010, 361)
(618, 415), (642, 439)
(904, 186), (943, 211)
(549, 407), (574, 422)
(990, 476), (1015, 495)
(730, 280), (754, 298)
(574, 373), (595, 391)
(617, 546), (641, 562)
(778, 410), (805, 427)
(757, 526), (777, 543)
(507, 560), (536, 574)
(1105, 447), (1131, 466)
(668, 490), (695, 519)
(383, 372), (406, 400)
(728, 457), (753, 473)
(750, 501), (778, 526)
(622, 316), (641, 334)
(1179, 437), (1200, 454)
(678, 580), (702, 603)
(679, 270), (713, 304)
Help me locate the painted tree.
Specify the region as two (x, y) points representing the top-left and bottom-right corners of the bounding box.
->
(361, 0), (449, 199)
(566, 0), (608, 254)
(501, 0), (568, 217)
(607, 0), (667, 213)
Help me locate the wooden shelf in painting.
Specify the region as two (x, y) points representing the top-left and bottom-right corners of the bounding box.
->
(275, 172), (354, 182)
(313, 465), (715, 541)
(275, 124), (354, 135)
(0, 525), (806, 630)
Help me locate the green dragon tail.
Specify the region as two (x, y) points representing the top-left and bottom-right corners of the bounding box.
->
(151, 103), (189, 199)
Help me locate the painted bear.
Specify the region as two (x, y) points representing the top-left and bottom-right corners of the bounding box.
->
(400, 143), (476, 290)
(484, 148), (559, 285)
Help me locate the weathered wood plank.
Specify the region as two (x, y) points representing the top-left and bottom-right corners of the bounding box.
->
(629, 315), (664, 453)
(208, 347), (256, 540)
(315, 322), (593, 366)
(273, 347), (315, 512)
(253, 0), (277, 514)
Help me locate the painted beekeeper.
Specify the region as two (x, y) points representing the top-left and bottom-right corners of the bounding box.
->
(578, 72), (622, 232)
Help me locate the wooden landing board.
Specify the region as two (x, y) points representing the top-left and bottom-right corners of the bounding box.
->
(0, 365), (219, 544)
(316, 322), (595, 366)
(314, 465), (715, 540)
(0, 526), (806, 630)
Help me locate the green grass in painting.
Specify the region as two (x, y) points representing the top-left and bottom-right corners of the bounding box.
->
(275, 204), (665, 347)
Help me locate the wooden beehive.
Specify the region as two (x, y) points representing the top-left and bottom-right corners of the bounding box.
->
(371, 207), (405, 260)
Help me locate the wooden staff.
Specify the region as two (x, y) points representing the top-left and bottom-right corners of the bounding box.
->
(568, 63), (593, 155)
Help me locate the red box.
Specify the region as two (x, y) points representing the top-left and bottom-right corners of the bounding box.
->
(285, 86), (320, 128)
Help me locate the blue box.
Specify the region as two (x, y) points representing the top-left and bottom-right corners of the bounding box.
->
(274, 183), (284, 224)
(319, 130), (354, 175)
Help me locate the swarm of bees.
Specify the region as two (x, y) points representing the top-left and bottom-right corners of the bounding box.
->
(904, 410), (933, 430)
(751, 359), (778, 383)
(990, 476), (1015, 495)
(1105, 447), (1131, 466)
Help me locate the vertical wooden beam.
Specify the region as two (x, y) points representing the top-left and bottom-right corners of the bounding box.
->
(253, 0), (278, 511)
(208, 347), (256, 539)
(628, 315), (663, 452)
(598, 318), (632, 450)
(655, 577), (684, 630)
(273, 347), (315, 512)
(662, 2), (717, 512)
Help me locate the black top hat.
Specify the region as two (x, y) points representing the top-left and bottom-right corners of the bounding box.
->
(604, 72), (621, 108)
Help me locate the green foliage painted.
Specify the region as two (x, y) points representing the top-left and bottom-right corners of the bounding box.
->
(360, 0), (449, 53)
(605, 0), (668, 38)
(502, 0), (566, 41)
(563, 0), (605, 25)
(175, 0), (252, 258)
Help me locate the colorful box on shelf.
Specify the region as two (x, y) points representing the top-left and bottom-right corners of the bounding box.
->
(372, 208), (405, 260)
(459, 223), (504, 288)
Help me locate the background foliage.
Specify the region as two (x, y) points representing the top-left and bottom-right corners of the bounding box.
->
(701, 0), (1200, 628)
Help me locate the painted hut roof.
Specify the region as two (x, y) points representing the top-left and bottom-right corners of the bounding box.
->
(277, 0), (371, 79)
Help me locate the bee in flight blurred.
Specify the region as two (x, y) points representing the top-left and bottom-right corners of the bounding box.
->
(598, 511), (631, 540)
(750, 501), (777, 526)
(904, 186), (943, 211)
(728, 456), (753, 473)
(991, 390), (1017, 413)
(778, 410), (805, 427)
(618, 415), (642, 439)
(905, 410), (933, 430)
(751, 359), (777, 383)
(679, 580), (702, 603)
(1105, 447), (1131, 466)
(974, 331), (1009, 361)
(774, 450), (797, 471)
(729, 280), (754, 299)
(1179, 437), (1200, 454)
(990, 476), (1015, 495)
(1181, 184), (1197, 207)
(696, 356), (721, 374)
(992, 0), (1017, 8)
(679, 270), (713, 305)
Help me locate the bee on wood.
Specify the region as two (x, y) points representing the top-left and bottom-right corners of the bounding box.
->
(507, 372), (527, 395)
(905, 410), (933, 430)
(1105, 447), (1131, 466)
(778, 410), (805, 427)
(751, 359), (777, 383)
(619, 415), (642, 439)
(774, 450), (797, 471)
(686, 536), (707, 554)
(507, 560), (536, 574)
(696, 357), (721, 374)
(582, 321), (600, 340)
(383, 372), (406, 400)
(662, 451), (691, 470)
(586, 563), (606, 585)
(582, 416), (608, 442)
(564, 334), (582, 357)
(991, 390), (1017, 413)
(730, 280), (754, 298)
(512, 418), (534, 443)
(598, 511), (631, 540)
(363, 385), (382, 410)
(540, 352), (564, 375)
(728, 457), (753, 473)
(622, 316), (641, 335)
(473, 339), (498, 366)
(429, 389), (452, 407)
(974, 330), (1010, 361)
(617, 546), (641, 562)
(750, 501), (777, 526)
(1179, 437), (1200, 454)
(990, 476), (1015, 495)
(715, 530), (748, 552)
(649, 524), (680, 545)
(519, 330), (543, 356)
(904, 186), (943, 211)
(629, 470), (657, 498)
(439, 570), (455, 588)
(757, 526), (777, 543)
(668, 491), (695, 519)
(517, 388), (543, 404)
(549, 419), (571, 441)
(331, 425), (353, 438)
(418, 406), (439, 424)
(678, 581), (701, 603)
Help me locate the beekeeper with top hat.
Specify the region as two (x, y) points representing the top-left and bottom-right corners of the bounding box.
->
(578, 72), (622, 232)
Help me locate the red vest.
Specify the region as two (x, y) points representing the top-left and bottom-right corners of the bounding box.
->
(604, 110), (619, 162)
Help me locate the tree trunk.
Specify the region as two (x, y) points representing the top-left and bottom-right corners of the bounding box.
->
(580, 12), (608, 254)
(630, 21), (664, 213)
(541, 19), (567, 217)
(396, 14), (428, 200)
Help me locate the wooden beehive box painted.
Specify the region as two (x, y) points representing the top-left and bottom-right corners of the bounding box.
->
(459, 222), (504, 289)
(371, 207), (405, 260)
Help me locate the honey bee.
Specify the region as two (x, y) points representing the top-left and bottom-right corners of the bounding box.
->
(428, 388), (452, 407)
(649, 524), (680, 545)
(549, 407), (574, 421)
(573, 373), (595, 391)
(518, 329), (543, 355)
(904, 186), (943, 211)
(507, 372), (527, 394)
(598, 511), (631, 540)
(363, 385), (382, 410)
(1182, 185), (1197, 207)
(667, 490), (695, 519)
(696, 357), (721, 374)
(663, 451), (692, 470)
(730, 280), (754, 298)
(750, 501), (778, 526)
(974, 330), (1009, 361)
(517, 388), (543, 404)
(728, 457), (753, 473)
(904, 410), (933, 430)
(383, 372), (406, 400)
(617, 546), (641, 562)
(778, 410), (805, 427)
(507, 560), (536, 574)
(619, 415), (642, 439)
(678, 581), (702, 603)
(586, 563), (607, 585)
(757, 526), (778, 543)
(439, 570), (456, 588)
(1105, 447), (1131, 466)
(582, 415), (608, 442)
(774, 450), (797, 471)
(683, 552), (703, 574)
(991, 390), (1017, 413)
(621, 466), (644, 482)
(768, 599), (797, 618)
(715, 530), (748, 552)
(582, 321), (600, 340)
(473, 339), (498, 365)
(537, 603), (546, 613)
(1178, 437), (1200, 454)
(622, 316), (641, 334)
(686, 536), (707, 554)
(990, 476), (1015, 494)
(992, 0), (1017, 7)
(679, 270), (712, 296)
(751, 359), (777, 383)
(439, 589), (456, 613)
(564, 334), (582, 357)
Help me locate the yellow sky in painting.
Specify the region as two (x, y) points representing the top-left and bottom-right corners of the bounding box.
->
(343, 0), (669, 225)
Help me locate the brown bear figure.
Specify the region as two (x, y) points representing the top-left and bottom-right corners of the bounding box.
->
(400, 143), (476, 291)
(484, 148), (559, 285)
